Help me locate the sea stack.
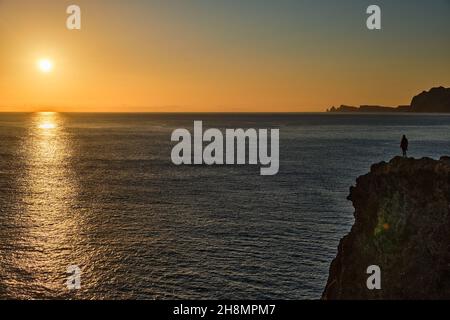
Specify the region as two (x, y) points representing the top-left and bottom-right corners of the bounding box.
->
(323, 157), (450, 299)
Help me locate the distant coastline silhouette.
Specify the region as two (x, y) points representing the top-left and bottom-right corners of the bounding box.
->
(327, 86), (450, 113)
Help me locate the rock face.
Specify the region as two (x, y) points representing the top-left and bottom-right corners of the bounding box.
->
(323, 157), (450, 300)
(410, 87), (450, 113)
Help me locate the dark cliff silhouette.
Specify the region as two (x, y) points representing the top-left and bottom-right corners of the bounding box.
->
(410, 87), (450, 113)
(323, 157), (450, 300)
(327, 86), (450, 113)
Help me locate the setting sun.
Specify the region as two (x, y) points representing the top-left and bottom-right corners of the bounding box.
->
(37, 59), (53, 73)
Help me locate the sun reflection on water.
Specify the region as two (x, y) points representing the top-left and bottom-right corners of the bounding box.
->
(37, 112), (57, 130)
(38, 122), (57, 130)
(10, 112), (86, 298)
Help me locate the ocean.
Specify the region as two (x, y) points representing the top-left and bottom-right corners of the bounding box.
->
(1, 112), (450, 299)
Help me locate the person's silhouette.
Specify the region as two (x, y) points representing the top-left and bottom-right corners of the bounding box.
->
(400, 135), (409, 158)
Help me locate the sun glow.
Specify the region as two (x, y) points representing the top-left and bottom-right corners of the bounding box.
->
(37, 59), (54, 73)
(37, 112), (57, 130)
(39, 122), (57, 129)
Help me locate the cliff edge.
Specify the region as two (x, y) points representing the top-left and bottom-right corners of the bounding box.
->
(323, 156), (450, 300)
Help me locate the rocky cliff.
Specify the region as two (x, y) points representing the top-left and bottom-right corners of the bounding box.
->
(323, 157), (450, 300)
(410, 87), (450, 113)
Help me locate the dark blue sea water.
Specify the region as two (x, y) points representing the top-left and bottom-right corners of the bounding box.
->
(1, 112), (450, 299)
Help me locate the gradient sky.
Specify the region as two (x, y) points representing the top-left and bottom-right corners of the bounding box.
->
(1, 0), (449, 112)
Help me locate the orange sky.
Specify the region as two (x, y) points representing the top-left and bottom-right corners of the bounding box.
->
(1, 0), (449, 112)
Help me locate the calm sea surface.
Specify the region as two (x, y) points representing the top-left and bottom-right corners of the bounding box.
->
(1, 113), (450, 299)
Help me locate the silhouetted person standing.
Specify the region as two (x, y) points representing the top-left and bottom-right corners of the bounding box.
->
(400, 135), (409, 158)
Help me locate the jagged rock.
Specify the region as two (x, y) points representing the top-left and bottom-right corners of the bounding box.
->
(323, 157), (450, 300)
(327, 106), (337, 112)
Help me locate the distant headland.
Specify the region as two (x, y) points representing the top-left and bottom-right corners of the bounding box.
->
(327, 86), (450, 113)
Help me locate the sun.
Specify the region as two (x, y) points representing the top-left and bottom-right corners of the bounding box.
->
(37, 59), (54, 73)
